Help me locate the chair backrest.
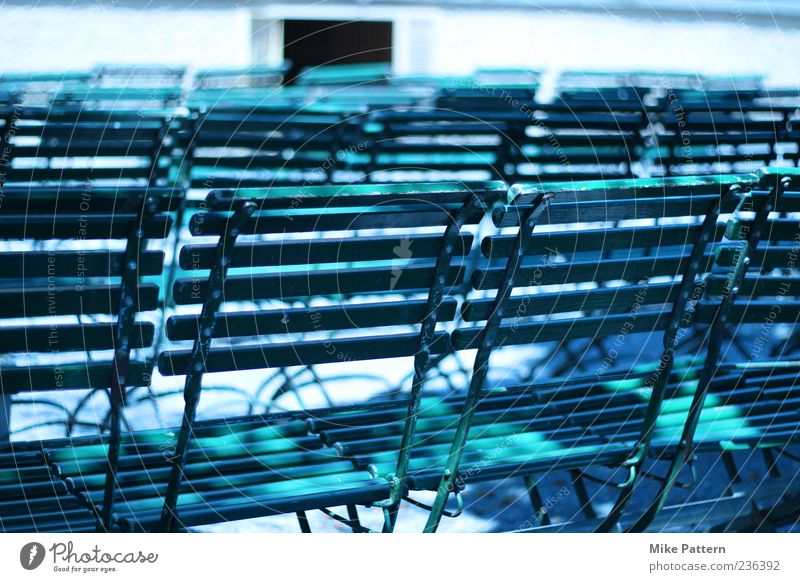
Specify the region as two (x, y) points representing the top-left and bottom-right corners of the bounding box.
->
(93, 65), (187, 88)
(0, 187), (177, 430)
(556, 86), (651, 110)
(365, 106), (643, 183)
(0, 72), (95, 102)
(152, 180), (506, 531)
(713, 167), (800, 359)
(362, 109), (506, 182)
(394, 172), (769, 532)
(296, 63), (391, 86)
(653, 102), (792, 176)
(457, 174), (757, 372)
(158, 181), (506, 380)
(435, 87), (537, 112)
(1, 107), (179, 188)
(185, 106), (354, 189)
(194, 63), (290, 90)
(51, 86), (183, 110)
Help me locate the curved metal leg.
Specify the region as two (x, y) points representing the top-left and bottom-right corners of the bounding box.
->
(627, 179), (780, 532)
(594, 193), (726, 532)
(158, 202), (255, 533)
(99, 196), (159, 532)
(423, 191), (553, 533)
(382, 192), (485, 532)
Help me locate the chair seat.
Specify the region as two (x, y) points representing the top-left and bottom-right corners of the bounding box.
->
(14, 357), (795, 532)
(0, 449), (97, 533)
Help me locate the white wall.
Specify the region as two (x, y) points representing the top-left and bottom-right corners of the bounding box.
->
(253, 3), (800, 86)
(425, 8), (800, 86)
(0, 6), (252, 72)
(1, 3), (799, 86)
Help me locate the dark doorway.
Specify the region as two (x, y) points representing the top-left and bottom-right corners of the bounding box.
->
(283, 20), (393, 84)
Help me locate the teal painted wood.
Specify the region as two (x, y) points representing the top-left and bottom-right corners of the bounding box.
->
(0, 189), (173, 396)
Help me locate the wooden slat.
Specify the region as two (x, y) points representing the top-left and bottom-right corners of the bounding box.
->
(180, 233), (473, 270)
(10, 141), (159, 158)
(0, 284), (159, 317)
(507, 174), (755, 206)
(462, 282), (679, 322)
(0, 360), (153, 394)
(452, 311), (668, 349)
(0, 250), (164, 278)
(696, 301), (800, 325)
(190, 205), (482, 235)
(158, 331), (450, 374)
(717, 245), (800, 268)
(3, 167), (165, 183)
(174, 262), (467, 304)
(0, 322), (154, 353)
(494, 194), (725, 227)
(472, 254), (709, 290)
(0, 214), (172, 240)
(706, 275), (800, 297)
(0, 187), (184, 213)
(205, 181), (506, 209)
(482, 223), (723, 258)
(167, 298), (458, 340)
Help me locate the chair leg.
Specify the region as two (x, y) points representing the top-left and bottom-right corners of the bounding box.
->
(346, 505), (362, 533)
(524, 476), (551, 526)
(296, 511), (312, 533)
(571, 470), (597, 520)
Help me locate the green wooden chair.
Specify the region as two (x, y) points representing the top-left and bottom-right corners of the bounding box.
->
(0, 107), (181, 188)
(183, 106), (356, 189)
(55, 181), (503, 532)
(0, 187), (178, 532)
(379, 172), (799, 532)
(296, 63), (391, 86)
(651, 102), (794, 176)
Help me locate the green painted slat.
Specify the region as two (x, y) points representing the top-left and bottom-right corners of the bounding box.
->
(482, 223), (723, 258)
(706, 275), (800, 297)
(462, 282), (680, 322)
(495, 194), (727, 227)
(206, 181), (506, 209)
(0, 322), (153, 353)
(158, 331), (450, 374)
(10, 142), (159, 157)
(717, 245), (800, 268)
(174, 262), (466, 304)
(298, 63), (390, 85)
(0, 214), (172, 240)
(180, 233), (474, 270)
(115, 470), (384, 515)
(3, 167), (165, 183)
(508, 173), (756, 205)
(81, 461), (359, 504)
(166, 298), (458, 340)
(0, 250), (163, 278)
(452, 311), (668, 350)
(191, 205), (482, 234)
(0, 284), (159, 318)
(0, 187), (183, 213)
(472, 254), (709, 290)
(0, 360), (152, 394)
(119, 479), (390, 531)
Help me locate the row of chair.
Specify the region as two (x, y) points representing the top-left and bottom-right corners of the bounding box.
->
(1, 168), (799, 532)
(2, 97), (799, 197)
(2, 64), (787, 110)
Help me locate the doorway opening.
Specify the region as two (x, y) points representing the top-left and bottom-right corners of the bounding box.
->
(282, 19), (393, 83)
